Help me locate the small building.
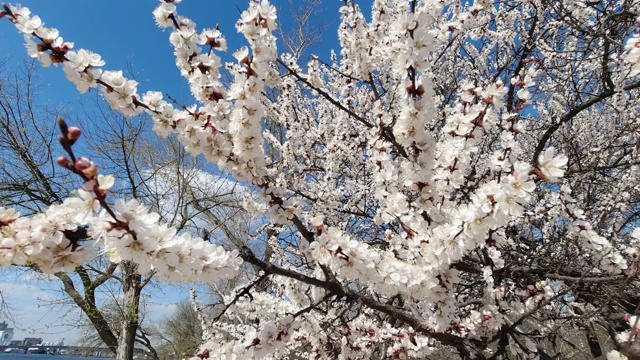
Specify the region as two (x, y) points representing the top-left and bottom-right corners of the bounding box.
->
(0, 321), (14, 346)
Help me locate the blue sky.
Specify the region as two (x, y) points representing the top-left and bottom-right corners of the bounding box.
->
(0, 0), (371, 345)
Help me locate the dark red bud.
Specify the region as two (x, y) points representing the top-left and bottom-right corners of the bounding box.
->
(56, 156), (71, 168)
(199, 349), (210, 359)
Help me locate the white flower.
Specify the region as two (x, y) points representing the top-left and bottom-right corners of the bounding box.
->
(258, 1), (278, 30)
(23, 34), (53, 67)
(233, 47), (250, 62)
(537, 147), (568, 182)
(153, 2), (176, 28)
(15, 14), (42, 34)
(484, 80), (506, 101)
(0, 207), (19, 226)
(516, 88), (531, 101)
(607, 350), (628, 360)
(97, 174), (115, 191)
(100, 71), (142, 115)
(34, 26), (59, 41)
(198, 28), (227, 51)
(66, 49), (104, 70)
(62, 49), (104, 92)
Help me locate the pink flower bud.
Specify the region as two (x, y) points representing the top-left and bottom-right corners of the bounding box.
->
(75, 157), (92, 171)
(82, 163), (99, 178)
(67, 127), (81, 140)
(56, 156), (71, 168)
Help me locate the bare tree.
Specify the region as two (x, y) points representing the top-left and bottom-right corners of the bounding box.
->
(0, 289), (13, 323)
(155, 298), (203, 359)
(278, 0), (330, 60)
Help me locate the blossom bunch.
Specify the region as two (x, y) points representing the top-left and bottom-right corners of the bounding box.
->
(0, 192), (241, 282)
(2, 0), (640, 358)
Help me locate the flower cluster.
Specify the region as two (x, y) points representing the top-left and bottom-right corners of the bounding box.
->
(0, 199), (96, 273)
(0, 190), (241, 282)
(2, 0), (640, 358)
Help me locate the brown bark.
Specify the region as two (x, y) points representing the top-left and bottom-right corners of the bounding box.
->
(55, 265), (119, 354)
(116, 261), (142, 360)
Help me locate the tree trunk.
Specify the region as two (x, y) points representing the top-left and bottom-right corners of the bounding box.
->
(55, 270), (119, 354)
(146, 344), (160, 360)
(116, 261), (142, 360)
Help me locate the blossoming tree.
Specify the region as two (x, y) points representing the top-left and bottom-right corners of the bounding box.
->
(1, 0), (640, 359)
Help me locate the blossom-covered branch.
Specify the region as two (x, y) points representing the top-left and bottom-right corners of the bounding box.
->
(2, 0), (640, 359)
